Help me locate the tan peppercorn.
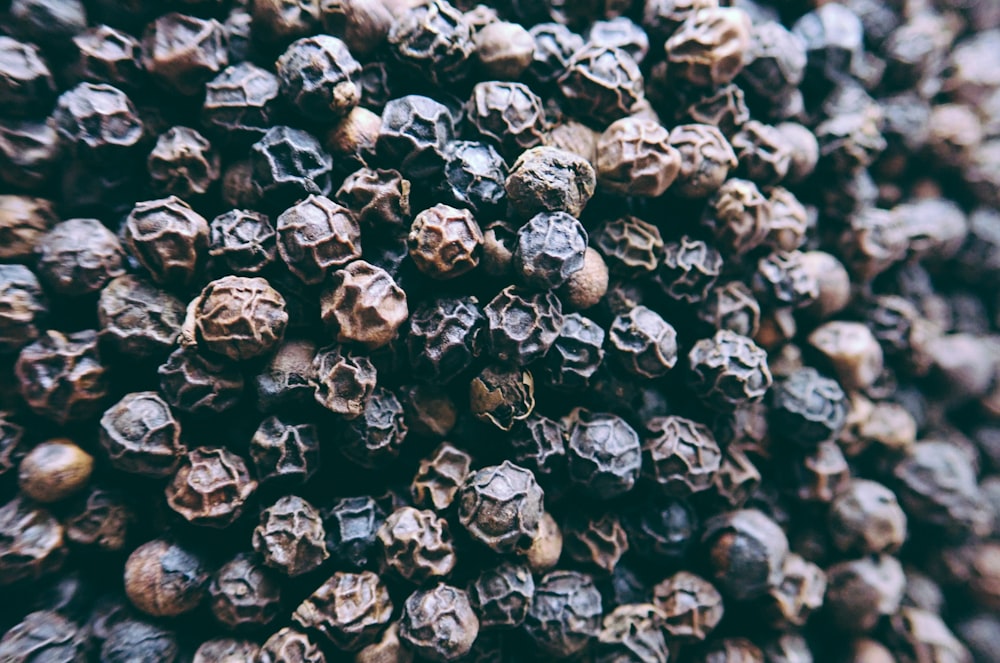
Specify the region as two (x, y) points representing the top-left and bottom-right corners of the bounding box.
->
(808, 321), (884, 392)
(544, 121), (599, 165)
(407, 204), (483, 279)
(800, 251), (851, 320)
(125, 538), (209, 617)
(18, 439), (93, 503)
(326, 107), (381, 173)
(596, 117), (681, 197)
(0, 195), (57, 262)
(181, 275), (288, 361)
(560, 247), (609, 310)
(474, 21), (534, 79)
(524, 511), (562, 574)
(411, 442), (472, 511)
(321, 260), (408, 349)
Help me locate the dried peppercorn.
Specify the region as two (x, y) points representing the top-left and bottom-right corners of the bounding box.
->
(558, 44), (644, 126)
(688, 330), (772, 412)
(71, 24), (143, 90)
(0, 120), (61, 191)
(593, 216), (663, 276)
(195, 638), (259, 663)
(159, 346), (244, 415)
(699, 282), (761, 337)
(293, 571), (393, 651)
(703, 178), (771, 257)
(0, 195), (57, 262)
(376, 95), (454, 181)
(147, 126), (221, 198)
(467, 81), (546, 159)
(250, 416), (320, 485)
(608, 306), (678, 379)
(337, 168), (410, 234)
(201, 63), (280, 145)
(596, 117), (680, 197)
(99, 391), (184, 477)
(539, 312), (605, 392)
(702, 509), (788, 601)
(408, 204), (483, 279)
(0, 264), (47, 354)
(562, 512), (629, 573)
(166, 447), (257, 528)
(399, 583), (479, 662)
(653, 571), (723, 644)
(322, 496), (385, 571)
(277, 36), (360, 122)
(181, 275), (288, 361)
(828, 479), (907, 556)
(457, 461), (544, 553)
(252, 126), (334, 207)
(474, 20), (534, 79)
(469, 364), (535, 431)
(52, 83), (144, 157)
(470, 561), (534, 630)
(142, 13), (228, 96)
(377, 506), (456, 584)
(124, 196), (210, 287)
(768, 368), (847, 449)
(18, 439), (93, 504)
(642, 416), (721, 498)
(824, 555), (905, 634)
(124, 538), (209, 617)
(15, 329), (108, 425)
(658, 237), (723, 305)
(562, 247), (609, 313)
(254, 495), (329, 577)
(527, 23), (583, 86)
(731, 120), (791, 187)
(622, 498), (697, 563)
(438, 141), (507, 217)
(565, 408), (642, 499)
(666, 8), (752, 87)
(595, 604), (668, 663)
(62, 487), (132, 552)
(513, 211), (588, 290)
(2, 610), (86, 663)
(259, 628), (326, 663)
(0, 37), (55, 117)
(276, 195), (361, 285)
(354, 621), (411, 663)
(524, 570), (602, 658)
(339, 387), (408, 469)
(407, 296), (483, 384)
(763, 552), (826, 629)
(35, 218), (124, 296)
(311, 345), (377, 418)
(484, 286), (563, 365)
(208, 210), (277, 276)
(99, 619), (179, 663)
(321, 260), (407, 349)
(506, 146), (596, 219)
(806, 321), (883, 392)
(0, 496), (65, 585)
(97, 275), (185, 359)
(388, 0), (474, 87)
(411, 442), (472, 511)
(254, 338), (316, 412)
(739, 21), (806, 103)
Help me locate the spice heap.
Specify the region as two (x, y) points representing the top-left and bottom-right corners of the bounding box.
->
(0, 0), (998, 661)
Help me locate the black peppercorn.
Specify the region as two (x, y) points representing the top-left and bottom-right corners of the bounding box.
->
(182, 275), (288, 361)
(475, 20), (534, 79)
(0, 610), (88, 663)
(702, 509), (788, 601)
(505, 146), (596, 219)
(642, 416), (722, 498)
(52, 82), (144, 157)
(142, 13), (228, 96)
(400, 583), (479, 662)
(513, 211), (588, 290)
(702, 178), (771, 258)
(408, 204), (483, 279)
(323, 496), (386, 570)
(439, 140), (507, 216)
(484, 286), (563, 365)
(658, 236), (723, 305)
(202, 63), (281, 145)
(0, 195), (57, 262)
(558, 44), (644, 126)
(339, 386), (408, 469)
(769, 368), (847, 449)
(411, 442), (472, 511)
(195, 638), (259, 663)
(321, 260), (407, 349)
(125, 538), (209, 618)
(166, 447), (257, 528)
(311, 344), (377, 418)
(293, 570), (393, 651)
(35, 218), (124, 296)
(669, 124), (738, 199)
(0, 119), (61, 191)
(562, 511), (630, 574)
(470, 561), (534, 629)
(539, 312), (605, 391)
(16, 329), (109, 425)
(608, 306), (678, 379)
(0, 37), (55, 118)
(252, 126), (334, 207)
(688, 330), (772, 411)
(337, 168), (411, 234)
(376, 95), (454, 181)
(276, 194), (361, 285)
(469, 364), (535, 431)
(596, 603), (669, 663)
(467, 81), (546, 160)
(524, 570), (602, 658)
(457, 461), (544, 553)
(97, 275), (185, 359)
(259, 627), (326, 663)
(388, 0), (474, 87)
(62, 486), (132, 552)
(277, 35), (361, 122)
(147, 126), (221, 199)
(254, 495), (330, 577)
(407, 296), (484, 384)
(624, 498), (698, 563)
(828, 479), (907, 555)
(565, 408), (642, 499)
(596, 117), (681, 197)
(250, 416), (320, 485)
(377, 506), (456, 584)
(124, 196), (210, 287)
(159, 346), (245, 415)
(0, 264), (47, 354)
(666, 7), (752, 87)
(824, 555), (905, 634)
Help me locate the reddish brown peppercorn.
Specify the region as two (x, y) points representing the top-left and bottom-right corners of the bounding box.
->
(18, 439), (93, 504)
(98, 275), (185, 359)
(666, 8), (752, 87)
(562, 512), (629, 574)
(293, 571), (393, 651)
(703, 178), (772, 257)
(336, 168), (411, 234)
(277, 195), (362, 285)
(124, 196), (210, 287)
(469, 364), (535, 431)
(125, 538), (209, 617)
(321, 260), (407, 349)
(15, 330), (109, 425)
(408, 204), (483, 279)
(0, 196), (57, 262)
(259, 628), (326, 663)
(99, 391), (185, 477)
(166, 447), (257, 528)
(559, 45), (644, 126)
(312, 345), (377, 418)
(596, 117), (681, 197)
(148, 126), (221, 198)
(688, 330), (772, 411)
(0, 264), (47, 354)
(182, 276), (288, 361)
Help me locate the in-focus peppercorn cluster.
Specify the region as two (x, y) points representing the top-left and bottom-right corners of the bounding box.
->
(0, 0), (998, 662)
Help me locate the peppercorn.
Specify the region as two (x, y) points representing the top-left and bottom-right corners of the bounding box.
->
(887, 607), (972, 663)
(702, 509), (787, 601)
(62, 487), (132, 552)
(16, 329), (109, 425)
(275, 195), (361, 285)
(101, 619), (179, 663)
(593, 603), (666, 663)
(483, 286), (563, 365)
(354, 621), (412, 663)
(252, 126), (334, 207)
(259, 627), (326, 663)
(320, 260), (408, 350)
(565, 408), (642, 500)
(558, 44), (644, 126)
(828, 479), (907, 555)
(562, 512), (629, 574)
(592, 216), (661, 276)
(407, 204), (483, 279)
(806, 321), (884, 392)
(195, 638), (259, 663)
(124, 538), (209, 618)
(124, 196), (210, 287)
(688, 330), (772, 412)
(702, 178), (771, 257)
(388, 0), (474, 87)
(471, 20), (532, 79)
(276, 35), (361, 124)
(250, 416), (320, 485)
(159, 346), (244, 415)
(377, 506), (456, 583)
(538, 312), (605, 392)
(457, 461), (544, 553)
(824, 555), (905, 634)
(321, 496), (385, 571)
(166, 446), (257, 528)
(142, 13), (228, 96)
(254, 495), (329, 577)
(411, 442), (472, 511)
(181, 275), (288, 361)
(336, 168), (410, 235)
(526, 22), (581, 86)
(0, 265), (46, 354)
(0, 119), (60, 191)
(53, 82), (144, 160)
(467, 81), (546, 159)
(658, 236), (723, 305)
(0, 196), (57, 262)
(512, 211), (588, 290)
(607, 306), (677, 380)
(562, 247), (610, 311)
(524, 570), (603, 657)
(768, 367), (847, 449)
(505, 146), (596, 219)
(33, 218), (123, 297)
(699, 282), (761, 337)
(96, 275), (184, 359)
(666, 7), (752, 88)
(763, 552), (826, 629)
(311, 345), (377, 418)
(0, 496), (65, 585)
(376, 95), (454, 181)
(0, 37), (55, 117)
(650, 570), (723, 644)
(642, 416), (722, 498)
(0, 610), (89, 663)
(293, 571), (393, 651)
(18, 438), (92, 504)
(399, 583), (479, 662)
(596, 117), (681, 197)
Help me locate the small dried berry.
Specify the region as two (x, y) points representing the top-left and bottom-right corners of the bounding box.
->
(702, 509), (788, 601)
(388, 0), (474, 87)
(566, 408), (642, 500)
(562, 512), (630, 574)
(643, 416), (722, 497)
(669, 124), (738, 199)
(484, 286), (563, 365)
(608, 306), (678, 379)
(596, 117), (680, 197)
(311, 345), (377, 418)
(458, 461), (544, 553)
(277, 35), (361, 122)
(539, 313), (605, 392)
(250, 416), (320, 485)
(277, 195), (361, 285)
(182, 275), (288, 361)
(258, 628), (326, 663)
(202, 63), (281, 144)
(52, 83), (143, 156)
(411, 442), (472, 511)
(253, 495), (329, 577)
(377, 507), (456, 584)
(124, 196), (209, 287)
(400, 583), (479, 662)
(166, 447), (257, 528)
(666, 8), (752, 87)
(407, 296), (484, 384)
(0, 264), (47, 354)
(158, 346), (244, 415)
(408, 204), (483, 279)
(469, 364), (535, 431)
(596, 603), (669, 663)
(467, 81), (546, 159)
(62, 487), (132, 552)
(18, 439), (93, 504)
(15, 330), (108, 425)
(702, 178), (771, 258)
(337, 168), (411, 233)
(98, 275), (185, 359)
(524, 570), (602, 658)
(593, 216), (663, 276)
(688, 330), (772, 411)
(339, 387), (408, 469)
(125, 538), (209, 617)
(293, 571), (393, 651)
(0, 611), (87, 663)
(558, 45), (644, 126)
(513, 211), (588, 289)
(376, 95), (454, 181)
(321, 260), (407, 349)
(828, 479), (907, 555)
(505, 146), (596, 219)
(252, 126), (334, 207)
(35, 218), (124, 296)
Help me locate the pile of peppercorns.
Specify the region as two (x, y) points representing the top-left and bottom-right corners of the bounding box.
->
(0, 0), (998, 661)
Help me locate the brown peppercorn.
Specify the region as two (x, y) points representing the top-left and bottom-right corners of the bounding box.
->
(35, 218), (124, 296)
(595, 603), (668, 663)
(652, 571), (724, 643)
(254, 338), (318, 412)
(765, 187), (808, 252)
(484, 286), (563, 365)
(0, 496), (65, 585)
(593, 215), (663, 276)
(467, 81), (546, 159)
(474, 21), (534, 79)
(18, 439), (93, 504)
(788, 440), (851, 503)
(563, 512), (629, 574)
(457, 461), (544, 553)
(354, 621), (413, 663)
(321, 260), (407, 349)
(764, 553), (826, 629)
(124, 196), (210, 287)
(828, 480), (907, 555)
(250, 416), (320, 485)
(524, 570), (602, 658)
(837, 208), (908, 283)
(377, 506), (456, 584)
(669, 123), (738, 199)
(182, 275), (288, 361)
(259, 628), (326, 663)
(277, 195), (362, 285)
(251, 0), (321, 44)
(0, 264), (47, 354)
(99, 391), (185, 477)
(887, 607), (971, 663)
(254, 495), (329, 577)
(221, 160), (261, 209)
(561, 247), (609, 311)
(699, 282), (761, 337)
(311, 345), (377, 418)
(208, 210), (277, 276)
(643, 416), (722, 498)
(158, 346), (244, 415)
(799, 251), (851, 320)
(658, 236), (723, 305)
(399, 384), (456, 438)
(0, 195), (57, 262)
(807, 321), (884, 392)
(62, 486), (132, 552)
(752, 250), (819, 310)
(337, 168), (410, 234)
(0, 36), (55, 117)
(147, 126), (221, 198)
(166, 447), (257, 528)
(0, 609), (89, 662)
(15, 329), (109, 425)
(525, 511), (563, 574)
(666, 7), (752, 87)
(702, 509), (788, 601)
(97, 275), (185, 359)
(702, 178), (772, 257)
(319, 0), (393, 58)
(202, 63), (281, 145)
(400, 583), (479, 662)
(596, 117), (681, 197)
(731, 120), (792, 187)
(558, 44), (644, 126)
(294, 571), (393, 651)
(339, 387), (408, 469)
(408, 204), (483, 279)
(194, 638), (260, 663)
(688, 330), (773, 412)
(411, 442), (472, 511)
(52, 83), (144, 157)
(824, 555), (905, 634)
(469, 364), (536, 431)
(505, 146), (596, 219)
(124, 538), (209, 618)
(277, 35), (361, 123)
(608, 306), (677, 379)
(142, 13), (228, 96)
